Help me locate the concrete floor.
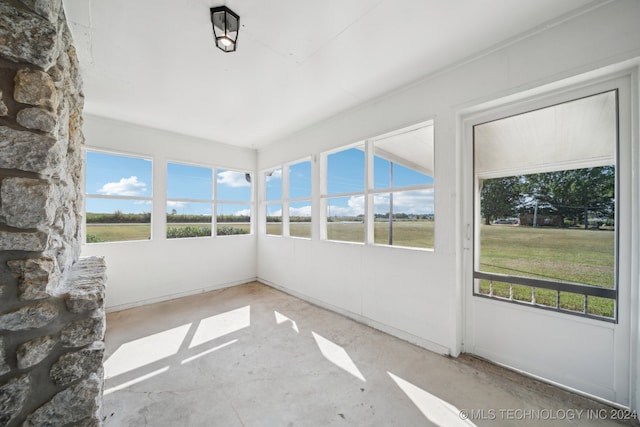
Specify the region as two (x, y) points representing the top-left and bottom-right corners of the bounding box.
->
(103, 282), (636, 426)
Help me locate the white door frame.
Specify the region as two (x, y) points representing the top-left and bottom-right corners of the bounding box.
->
(459, 69), (637, 408)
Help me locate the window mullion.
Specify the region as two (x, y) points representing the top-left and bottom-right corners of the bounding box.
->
(365, 140), (374, 245)
(319, 154), (328, 240)
(212, 168), (217, 236)
(282, 165), (290, 237)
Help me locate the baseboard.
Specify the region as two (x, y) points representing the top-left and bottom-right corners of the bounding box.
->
(257, 278), (451, 356)
(105, 277), (259, 313)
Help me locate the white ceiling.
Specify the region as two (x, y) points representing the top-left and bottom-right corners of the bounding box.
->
(62, 0), (604, 149)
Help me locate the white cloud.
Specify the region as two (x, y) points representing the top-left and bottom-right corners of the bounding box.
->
(290, 205), (311, 217)
(374, 189), (434, 215)
(233, 208), (251, 217)
(217, 170), (250, 188)
(265, 168), (282, 182)
(327, 190), (434, 217)
(327, 195), (364, 217)
(98, 176), (147, 196)
(167, 201), (187, 208)
(267, 207), (282, 216)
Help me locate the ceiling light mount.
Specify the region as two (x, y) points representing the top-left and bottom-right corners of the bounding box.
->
(210, 6), (239, 53)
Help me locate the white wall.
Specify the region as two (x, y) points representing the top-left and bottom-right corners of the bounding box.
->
(256, 0), (640, 409)
(81, 115), (257, 311)
(79, 0), (640, 411)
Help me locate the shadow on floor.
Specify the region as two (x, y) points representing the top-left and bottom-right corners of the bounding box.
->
(102, 282), (635, 427)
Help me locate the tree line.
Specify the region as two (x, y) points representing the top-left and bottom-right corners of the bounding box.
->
(481, 166), (615, 228)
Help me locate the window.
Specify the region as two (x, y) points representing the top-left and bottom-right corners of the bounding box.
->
(216, 169), (252, 236)
(265, 168), (282, 236)
(325, 144), (365, 243)
(262, 160), (312, 238)
(85, 151), (152, 243)
(371, 126), (434, 248)
(288, 159), (312, 238)
(166, 163), (252, 238)
(321, 122), (435, 248)
(166, 162), (213, 239)
(473, 90), (618, 320)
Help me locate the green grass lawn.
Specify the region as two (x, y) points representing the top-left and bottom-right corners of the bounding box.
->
(290, 223), (311, 238)
(86, 222), (251, 241)
(87, 220), (615, 317)
(280, 221), (435, 246)
(479, 225), (614, 287)
(86, 224), (151, 242)
(373, 221), (434, 248)
(327, 222), (364, 242)
(478, 224), (615, 318)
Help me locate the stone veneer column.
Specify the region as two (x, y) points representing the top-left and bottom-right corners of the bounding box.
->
(0, 1), (107, 426)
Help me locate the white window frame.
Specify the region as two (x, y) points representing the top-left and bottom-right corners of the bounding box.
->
(214, 168), (254, 237)
(464, 74), (633, 323)
(368, 123), (435, 249)
(286, 157), (313, 239)
(320, 141), (367, 243)
(84, 148), (153, 243)
(320, 121), (435, 249)
(165, 161), (254, 239)
(263, 166), (283, 236)
(166, 160), (214, 239)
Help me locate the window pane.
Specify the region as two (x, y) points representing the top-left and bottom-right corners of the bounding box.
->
(374, 158), (433, 188)
(327, 146), (364, 194)
(217, 169), (252, 201)
(290, 201), (311, 238)
(266, 203), (282, 236)
(373, 190), (434, 248)
(85, 198), (151, 243)
(217, 204), (251, 236)
(86, 151), (152, 197)
(166, 202), (212, 239)
(476, 92), (616, 290)
(167, 162), (212, 200)
(266, 168), (282, 201)
(326, 196), (364, 243)
(373, 125), (434, 189)
(474, 91), (618, 320)
(479, 171), (615, 288)
(289, 160), (311, 199)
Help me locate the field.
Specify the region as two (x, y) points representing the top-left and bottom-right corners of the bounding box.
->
(478, 224), (615, 318)
(86, 223), (250, 242)
(479, 225), (614, 287)
(86, 224), (151, 242)
(267, 221), (435, 246)
(86, 220), (615, 317)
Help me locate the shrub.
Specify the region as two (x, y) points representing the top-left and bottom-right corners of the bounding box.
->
(85, 234), (105, 243)
(166, 214), (212, 223)
(167, 226), (211, 239)
(217, 226), (249, 236)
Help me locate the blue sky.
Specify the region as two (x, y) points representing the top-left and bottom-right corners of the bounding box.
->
(326, 148), (434, 217)
(86, 149), (434, 217)
(86, 152), (251, 215)
(85, 152), (152, 215)
(265, 151), (434, 217)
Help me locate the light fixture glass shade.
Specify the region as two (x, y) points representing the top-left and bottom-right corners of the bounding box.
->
(210, 6), (239, 52)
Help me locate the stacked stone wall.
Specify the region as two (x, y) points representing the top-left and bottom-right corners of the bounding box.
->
(0, 1), (106, 425)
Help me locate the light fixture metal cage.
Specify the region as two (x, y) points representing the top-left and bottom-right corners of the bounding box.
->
(210, 6), (239, 52)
